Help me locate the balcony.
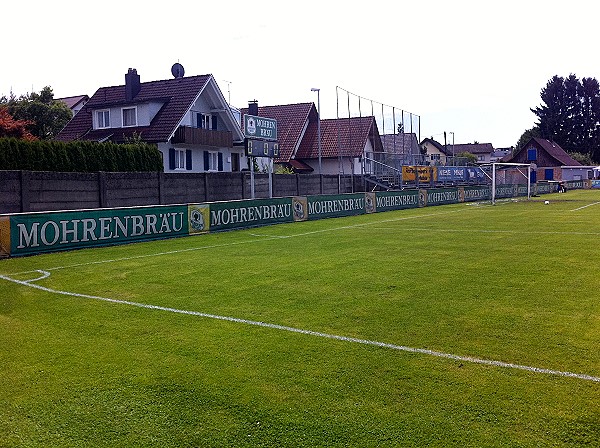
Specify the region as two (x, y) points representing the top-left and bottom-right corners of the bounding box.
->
(170, 126), (233, 148)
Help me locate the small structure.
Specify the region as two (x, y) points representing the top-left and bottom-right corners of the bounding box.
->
(502, 137), (581, 182)
(420, 138), (449, 165)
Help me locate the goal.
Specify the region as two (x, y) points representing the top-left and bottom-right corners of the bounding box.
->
(480, 162), (533, 205)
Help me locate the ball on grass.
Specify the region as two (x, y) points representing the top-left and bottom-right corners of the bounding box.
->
(544, 200), (550, 205)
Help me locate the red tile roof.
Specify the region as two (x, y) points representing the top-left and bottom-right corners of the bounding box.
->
(56, 75), (211, 143)
(296, 116), (382, 159)
(240, 103), (315, 162)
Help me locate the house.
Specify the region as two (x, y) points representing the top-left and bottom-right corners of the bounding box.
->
(380, 133), (422, 166)
(57, 95), (89, 116)
(452, 142), (495, 163)
(56, 68), (245, 173)
(420, 138), (449, 165)
(491, 147), (512, 162)
(239, 102), (383, 175)
(502, 137), (581, 181)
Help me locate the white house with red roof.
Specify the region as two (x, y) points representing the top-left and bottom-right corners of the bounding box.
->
(56, 68), (245, 173)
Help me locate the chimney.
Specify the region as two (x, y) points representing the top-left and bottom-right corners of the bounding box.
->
(125, 68), (141, 101)
(248, 100), (258, 116)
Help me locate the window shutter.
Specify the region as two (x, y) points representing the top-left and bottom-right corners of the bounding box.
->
(169, 147), (175, 170)
(204, 151), (209, 171)
(212, 115), (218, 130)
(186, 150), (192, 170)
(218, 152), (223, 171)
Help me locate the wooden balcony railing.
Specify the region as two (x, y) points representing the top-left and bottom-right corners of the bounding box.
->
(171, 126), (233, 148)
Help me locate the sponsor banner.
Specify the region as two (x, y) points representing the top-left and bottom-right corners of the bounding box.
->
(516, 185), (529, 196)
(402, 166), (435, 183)
(0, 215), (10, 257)
(425, 187), (460, 206)
(495, 185), (516, 198)
(373, 190), (419, 212)
(292, 197), (309, 221)
(365, 193), (376, 214)
(464, 186), (492, 202)
(209, 198), (293, 231)
(306, 194), (366, 220)
(565, 180), (584, 190)
(437, 167), (468, 182)
(591, 180), (600, 189)
(535, 183), (555, 194)
(9, 205), (188, 257)
(188, 204), (211, 234)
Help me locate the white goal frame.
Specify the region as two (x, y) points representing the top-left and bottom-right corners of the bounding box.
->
(480, 162), (533, 205)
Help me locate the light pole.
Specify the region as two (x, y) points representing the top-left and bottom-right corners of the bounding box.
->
(449, 131), (455, 165)
(311, 88), (322, 176)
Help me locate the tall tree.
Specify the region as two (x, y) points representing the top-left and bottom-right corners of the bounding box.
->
(3, 86), (72, 140)
(531, 74), (600, 161)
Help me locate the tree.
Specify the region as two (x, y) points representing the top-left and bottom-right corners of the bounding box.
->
(3, 86), (72, 139)
(531, 74), (600, 162)
(515, 126), (541, 152)
(0, 107), (37, 140)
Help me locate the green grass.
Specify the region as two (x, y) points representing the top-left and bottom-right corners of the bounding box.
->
(2, 190), (600, 447)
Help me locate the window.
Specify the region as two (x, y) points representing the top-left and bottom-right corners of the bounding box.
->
(122, 107), (137, 127)
(477, 154), (485, 161)
(430, 154), (440, 160)
(96, 110), (110, 128)
(204, 150), (223, 171)
(175, 149), (186, 170)
(196, 113), (216, 130)
(527, 147), (537, 161)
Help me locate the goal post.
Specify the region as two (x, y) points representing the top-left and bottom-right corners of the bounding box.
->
(481, 162), (533, 205)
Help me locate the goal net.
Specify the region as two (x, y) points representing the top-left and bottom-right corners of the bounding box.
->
(480, 162), (533, 204)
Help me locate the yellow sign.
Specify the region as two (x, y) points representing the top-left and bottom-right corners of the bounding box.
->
(402, 166), (436, 182)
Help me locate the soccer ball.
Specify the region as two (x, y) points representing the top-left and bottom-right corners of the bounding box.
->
(544, 200), (550, 205)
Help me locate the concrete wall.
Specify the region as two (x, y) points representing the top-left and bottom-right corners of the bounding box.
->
(0, 171), (365, 214)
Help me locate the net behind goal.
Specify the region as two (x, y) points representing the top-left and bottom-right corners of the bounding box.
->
(481, 162), (533, 204)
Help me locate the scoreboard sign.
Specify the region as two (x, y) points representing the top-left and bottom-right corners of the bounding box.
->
(245, 139), (280, 158)
(244, 114), (277, 140)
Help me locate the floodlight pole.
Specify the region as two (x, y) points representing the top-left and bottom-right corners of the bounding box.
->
(311, 88), (322, 193)
(492, 163), (496, 205)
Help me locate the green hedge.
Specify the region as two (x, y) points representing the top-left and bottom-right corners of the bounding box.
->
(0, 138), (164, 172)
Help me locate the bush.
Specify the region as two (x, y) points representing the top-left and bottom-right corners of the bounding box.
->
(0, 137), (163, 172)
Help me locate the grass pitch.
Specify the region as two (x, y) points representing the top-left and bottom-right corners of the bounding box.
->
(1, 190), (600, 447)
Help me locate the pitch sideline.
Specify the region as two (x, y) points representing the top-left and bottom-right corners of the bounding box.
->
(1, 270), (599, 384)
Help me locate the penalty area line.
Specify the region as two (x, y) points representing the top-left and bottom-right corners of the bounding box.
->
(2, 273), (600, 384)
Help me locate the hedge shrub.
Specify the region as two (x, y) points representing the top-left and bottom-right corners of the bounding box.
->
(0, 137), (163, 172)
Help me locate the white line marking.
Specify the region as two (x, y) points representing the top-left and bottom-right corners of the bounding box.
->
(2, 273), (599, 384)
(571, 201), (600, 211)
(8, 208), (470, 276)
(369, 227), (600, 236)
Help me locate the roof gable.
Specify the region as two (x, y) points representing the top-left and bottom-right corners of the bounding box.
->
(504, 137), (581, 166)
(56, 73), (243, 143)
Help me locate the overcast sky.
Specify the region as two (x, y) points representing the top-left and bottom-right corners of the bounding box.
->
(3, 0), (599, 148)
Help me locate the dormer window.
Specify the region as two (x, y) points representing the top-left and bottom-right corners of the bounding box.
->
(122, 107), (137, 127)
(196, 113), (216, 130)
(96, 110), (110, 129)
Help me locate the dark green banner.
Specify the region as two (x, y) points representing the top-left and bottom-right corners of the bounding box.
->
(10, 205), (188, 256)
(306, 194), (366, 220)
(462, 186), (491, 202)
(374, 191), (419, 212)
(209, 198), (293, 231)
